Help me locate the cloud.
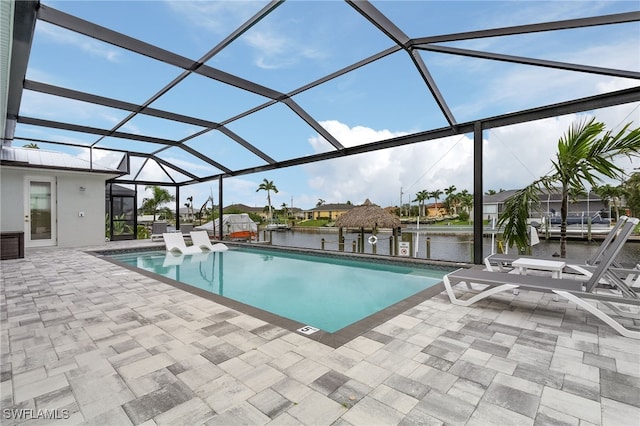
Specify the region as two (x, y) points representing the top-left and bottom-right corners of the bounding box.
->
(166, 0), (327, 70)
(164, 1), (260, 34)
(244, 29), (325, 70)
(36, 22), (121, 62)
(304, 121), (475, 206)
(301, 103), (639, 207)
(20, 91), (123, 127)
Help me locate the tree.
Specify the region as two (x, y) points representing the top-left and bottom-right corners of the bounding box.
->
(593, 183), (624, 220)
(143, 185), (175, 221)
(444, 185), (458, 214)
(256, 179), (278, 221)
(499, 118), (640, 257)
(413, 190), (429, 217)
(445, 185), (459, 215)
(316, 199), (326, 207)
(459, 190), (473, 221)
(184, 195), (194, 222)
(430, 189), (443, 218)
(22, 142), (39, 149)
(623, 172), (640, 217)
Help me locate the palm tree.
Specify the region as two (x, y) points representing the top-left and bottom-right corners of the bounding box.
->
(430, 189), (443, 218)
(593, 183), (624, 220)
(22, 142), (39, 149)
(413, 190), (429, 217)
(143, 185), (175, 221)
(444, 185), (458, 215)
(316, 199), (326, 207)
(184, 195), (194, 222)
(256, 179), (279, 221)
(459, 190), (473, 221)
(499, 118), (640, 257)
(623, 172), (640, 217)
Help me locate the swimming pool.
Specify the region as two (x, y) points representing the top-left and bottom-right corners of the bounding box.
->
(108, 247), (447, 333)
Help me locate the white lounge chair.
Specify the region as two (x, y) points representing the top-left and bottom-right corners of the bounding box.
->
(485, 216), (632, 273)
(443, 218), (640, 339)
(162, 232), (203, 255)
(190, 230), (228, 252)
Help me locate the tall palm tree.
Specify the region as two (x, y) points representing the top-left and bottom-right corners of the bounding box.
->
(430, 189), (443, 218)
(143, 185), (175, 221)
(623, 173), (640, 217)
(445, 185), (457, 215)
(256, 179), (279, 221)
(413, 190), (429, 217)
(459, 190), (473, 218)
(499, 118), (640, 257)
(593, 183), (624, 220)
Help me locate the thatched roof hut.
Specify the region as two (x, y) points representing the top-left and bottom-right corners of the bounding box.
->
(334, 199), (400, 229)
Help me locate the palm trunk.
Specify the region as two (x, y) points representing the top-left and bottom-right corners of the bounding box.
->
(560, 186), (568, 258)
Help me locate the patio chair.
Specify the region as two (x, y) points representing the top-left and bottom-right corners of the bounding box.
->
(190, 230), (229, 252)
(443, 217), (640, 339)
(162, 232), (203, 255)
(485, 216), (631, 273)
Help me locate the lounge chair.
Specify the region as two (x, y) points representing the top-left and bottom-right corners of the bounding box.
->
(485, 216), (631, 273)
(162, 232), (203, 255)
(190, 230), (229, 252)
(443, 217), (640, 339)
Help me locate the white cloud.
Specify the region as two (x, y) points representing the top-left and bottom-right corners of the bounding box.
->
(301, 102), (640, 207)
(36, 22), (121, 62)
(304, 121), (475, 207)
(164, 0), (262, 34)
(20, 91), (122, 127)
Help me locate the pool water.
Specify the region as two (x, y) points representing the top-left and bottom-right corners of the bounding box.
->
(109, 248), (446, 333)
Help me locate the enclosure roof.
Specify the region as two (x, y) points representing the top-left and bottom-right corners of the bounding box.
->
(2, 1), (639, 187)
(0, 145), (122, 174)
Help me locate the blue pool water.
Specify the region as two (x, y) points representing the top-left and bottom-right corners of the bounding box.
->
(109, 248), (446, 333)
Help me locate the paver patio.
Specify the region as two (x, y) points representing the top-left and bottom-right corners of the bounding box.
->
(1, 243), (639, 425)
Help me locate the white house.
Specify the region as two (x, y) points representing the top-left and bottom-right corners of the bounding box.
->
(1, 146), (123, 254)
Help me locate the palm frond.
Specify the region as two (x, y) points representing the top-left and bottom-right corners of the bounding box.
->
(497, 176), (555, 251)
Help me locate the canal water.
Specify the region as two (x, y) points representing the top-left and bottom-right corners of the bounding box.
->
(262, 228), (640, 265)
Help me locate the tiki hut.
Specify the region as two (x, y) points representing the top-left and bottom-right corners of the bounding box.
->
(335, 199), (400, 229)
(334, 199), (401, 253)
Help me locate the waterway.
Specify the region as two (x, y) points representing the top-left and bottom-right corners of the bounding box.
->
(261, 227), (640, 265)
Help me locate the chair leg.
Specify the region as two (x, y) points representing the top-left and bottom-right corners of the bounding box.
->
(554, 290), (640, 339)
(443, 276), (519, 307)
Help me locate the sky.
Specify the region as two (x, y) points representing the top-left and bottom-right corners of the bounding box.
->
(13, 0), (640, 211)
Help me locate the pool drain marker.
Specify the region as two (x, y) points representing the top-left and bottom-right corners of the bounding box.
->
(297, 325), (319, 335)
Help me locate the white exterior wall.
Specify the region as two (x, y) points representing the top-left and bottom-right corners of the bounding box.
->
(0, 167), (23, 231)
(1, 166), (114, 248)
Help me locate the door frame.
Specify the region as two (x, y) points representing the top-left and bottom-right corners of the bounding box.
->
(24, 175), (57, 247)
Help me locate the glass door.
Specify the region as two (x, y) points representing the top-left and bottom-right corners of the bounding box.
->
(24, 177), (57, 247)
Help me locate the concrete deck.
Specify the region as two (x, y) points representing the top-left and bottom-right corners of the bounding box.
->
(1, 243), (639, 425)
